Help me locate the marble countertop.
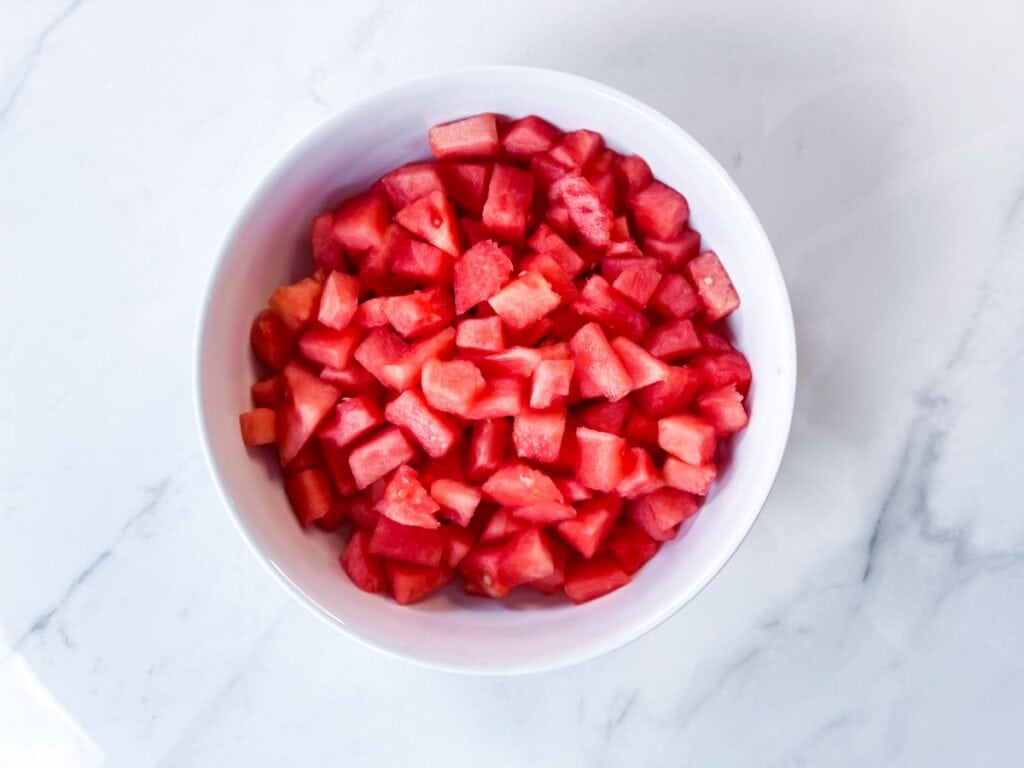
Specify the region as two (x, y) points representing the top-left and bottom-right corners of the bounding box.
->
(3, 1), (1023, 765)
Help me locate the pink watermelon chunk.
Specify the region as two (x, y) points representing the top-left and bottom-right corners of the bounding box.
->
(550, 174), (613, 248)
(482, 163), (535, 243)
(501, 115), (561, 157)
(467, 418), (510, 482)
(658, 413), (717, 465)
(429, 478), (482, 527)
(331, 190), (391, 255)
(487, 271), (561, 332)
(556, 495), (622, 558)
(645, 319), (701, 362)
(530, 358), (575, 408)
(482, 463), (564, 506)
(650, 273), (701, 320)
(384, 388), (461, 459)
(369, 516), (446, 566)
(317, 271), (360, 330)
(438, 162), (492, 217)
(452, 239), (514, 314)
(527, 222), (586, 278)
(627, 488), (698, 541)
(374, 464), (441, 528)
(663, 457), (717, 496)
(428, 113), (499, 159)
(384, 286), (455, 339)
(512, 407), (567, 463)
(347, 426), (416, 489)
(697, 384), (749, 434)
(569, 322), (634, 402)
(394, 189), (461, 257)
(629, 181), (689, 241)
(317, 395), (383, 450)
(421, 358), (486, 414)
(380, 162), (445, 209)
(687, 251), (741, 322)
(277, 362), (342, 464)
(574, 427), (627, 493)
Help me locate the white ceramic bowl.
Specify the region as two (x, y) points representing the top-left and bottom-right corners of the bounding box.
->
(195, 66), (796, 675)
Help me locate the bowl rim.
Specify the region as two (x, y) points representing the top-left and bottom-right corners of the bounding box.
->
(193, 64), (797, 675)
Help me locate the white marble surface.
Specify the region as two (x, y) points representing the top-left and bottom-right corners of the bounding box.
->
(2, 0), (1023, 765)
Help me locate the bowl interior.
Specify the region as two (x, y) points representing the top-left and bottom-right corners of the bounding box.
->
(197, 68), (795, 674)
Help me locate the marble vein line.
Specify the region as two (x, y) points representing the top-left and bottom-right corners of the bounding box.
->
(0, 0), (87, 129)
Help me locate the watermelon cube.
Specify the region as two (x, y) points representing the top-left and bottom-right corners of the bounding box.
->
(453, 239), (514, 314)
(613, 154), (653, 198)
(353, 296), (391, 329)
(612, 260), (663, 307)
(556, 495), (622, 558)
(482, 163), (535, 243)
(564, 555), (630, 603)
(386, 561), (452, 605)
(353, 326), (410, 386)
(530, 358), (575, 408)
(320, 441), (357, 497)
(317, 271), (360, 330)
(437, 162), (493, 217)
(528, 538), (571, 595)
(467, 419), (510, 481)
(527, 223), (586, 278)
(498, 528), (556, 587)
(482, 463), (564, 506)
(607, 524), (660, 575)
(319, 360), (380, 396)
(569, 322), (634, 402)
(550, 174), (613, 248)
(697, 384), (749, 434)
(553, 476), (593, 503)
(586, 170), (618, 211)
(250, 310), (295, 371)
(332, 190), (391, 254)
(380, 162), (444, 209)
(501, 115), (561, 158)
(695, 323), (733, 352)
(609, 336), (671, 390)
(650, 273), (701, 320)
(629, 181), (689, 241)
(663, 457), (717, 496)
(421, 358), (486, 414)
(429, 478), (482, 527)
(658, 414), (717, 465)
(459, 543), (511, 598)
(394, 189), (461, 257)
(627, 487), (699, 541)
(578, 399), (630, 434)
(617, 447), (664, 498)
(644, 229), (701, 271)
(379, 326), (457, 391)
(239, 408), (276, 446)
(251, 375), (283, 408)
(445, 525), (476, 567)
(687, 251), (740, 322)
(474, 346), (543, 379)
(464, 377), (525, 420)
(575, 427), (627, 492)
(317, 395), (383, 450)
(512, 407), (567, 464)
(392, 237), (453, 285)
(277, 362), (342, 464)
(298, 325), (361, 370)
(456, 316), (505, 353)
(375, 465), (441, 528)
(645, 319), (701, 362)
(270, 277), (323, 333)
(549, 129), (604, 170)
(340, 530), (387, 593)
(479, 507), (529, 543)
(574, 275), (649, 341)
(488, 271), (560, 332)
(282, 439), (323, 476)
(347, 494), (381, 531)
(284, 467), (333, 527)
(601, 255), (658, 283)
(368, 516), (445, 566)
(544, 199), (574, 237)
(347, 426), (416, 489)
(632, 365), (701, 418)
(623, 408), (660, 448)
(511, 502), (577, 524)
(311, 212), (345, 272)
(519, 252), (578, 304)
(384, 388), (460, 459)
(428, 113), (499, 159)
(691, 350), (753, 393)
(384, 286), (455, 339)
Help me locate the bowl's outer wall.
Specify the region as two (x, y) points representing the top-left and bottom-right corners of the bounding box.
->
(196, 67), (796, 674)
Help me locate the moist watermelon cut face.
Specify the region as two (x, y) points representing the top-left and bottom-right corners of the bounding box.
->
(236, 111), (751, 606)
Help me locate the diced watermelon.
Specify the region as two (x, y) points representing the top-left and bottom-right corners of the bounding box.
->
(498, 528), (555, 587)
(530, 358), (575, 408)
(456, 316), (505, 353)
(467, 419), (510, 481)
(311, 212), (345, 272)
(277, 362), (342, 464)
(353, 296), (391, 329)
(512, 407), (567, 463)
(317, 272), (360, 330)
(613, 154), (653, 198)
(353, 326), (410, 386)
(347, 426), (416, 489)
(317, 395), (383, 450)
(332, 190), (391, 254)
(617, 447), (663, 498)
(380, 162), (445, 209)
(532, 150), (575, 190)
(384, 286), (455, 339)
(607, 524), (660, 575)
(501, 115), (561, 157)
(629, 181), (689, 241)
(585, 148), (614, 176)
(691, 350), (752, 394)
(463, 377), (525, 420)
(698, 384), (749, 434)
(578, 399), (630, 434)
(341, 530), (387, 592)
(298, 325), (361, 370)
(318, 360), (379, 396)
(417, 444), (466, 486)
(392, 237), (453, 285)
(482, 463), (564, 506)
(627, 487), (699, 541)
(528, 538), (570, 594)
(488, 271), (560, 332)
(645, 319), (701, 362)
(544, 199), (574, 237)
(518, 252), (578, 305)
(386, 561), (452, 605)
(453, 239), (514, 314)
(482, 164), (535, 243)
(609, 336), (671, 390)
(384, 388), (461, 458)
(612, 260), (663, 307)
(421, 358), (485, 414)
(428, 113), (499, 159)
(650, 273), (701, 320)
(511, 501), (577, 523)
(644, 229), (701, 271)
(347, 494), (380, 530)
(474, 346), (543, 378)
(556, 495), (622, 558)
(586, 170), (618, 212)
(445, 525), (476, 567)
(282, 440), (323, 477)
(632, 365), (701, 418)
(553, 476), (593, 503)
(550, 174), (613, 248)
(379, 326), (456, 391)
(549, 129), (603, 170)
(547, 307), (587, 342)
(687, 251), (740, 322)
(610, 215), (631, 241)
(663, 457), (717, 496)
(569, 322), (634, 402)
(284, 467), (333, 526)
(314, 498), (347, 532)
(574, 275), (649, 341)
(429, 478), (482, 527)
(320, 441), (357, 496)
(623, 408), (660, 448)
(527, 223), (586, 278)
(394, 189), (461, 257)
(375, 465), (440, 528)
(251, 375), (283, 408)
(239, 408), (276, 446)
(695, 323), (733, 352)
(437, 162), (492, 217)
(479, 507), (530, 543)
(459, 543), (511, 598)
(269, 277), (323, 333)
(368, 516), (445, 566)
(575, 427), (627, 493)
(658, 414), (717, 464)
